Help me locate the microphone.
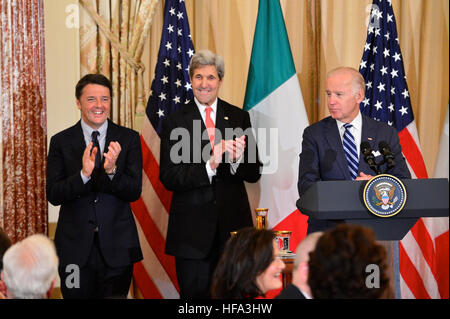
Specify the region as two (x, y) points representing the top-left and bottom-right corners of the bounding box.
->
(378, 141), (395, 170)
(361, 141), (381, 175)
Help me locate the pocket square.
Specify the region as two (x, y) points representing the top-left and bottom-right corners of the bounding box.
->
(372, 150), (381, 157)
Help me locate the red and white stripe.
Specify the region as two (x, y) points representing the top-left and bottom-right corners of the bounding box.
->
(130, 117), (179, 299)
(398, 121), (449, 299)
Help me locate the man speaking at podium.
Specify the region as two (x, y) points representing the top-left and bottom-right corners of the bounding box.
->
(298, 67), (411, 233)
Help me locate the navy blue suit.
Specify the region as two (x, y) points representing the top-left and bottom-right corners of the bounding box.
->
(47, 120), (143, 297)
(276, 284), (307, 299)
(298, 115), (411, 232)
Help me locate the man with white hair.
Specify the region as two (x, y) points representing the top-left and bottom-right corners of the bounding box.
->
(276, 232), (323, 299)
(1, 234), (58, 299)
(298, 67), (411, 233)
(160, 50), (261, 298)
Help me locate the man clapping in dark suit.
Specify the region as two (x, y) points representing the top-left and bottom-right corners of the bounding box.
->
(160, 50), (262, 298)
(298, 67), (411, 233)
(46, 74), (143, 298)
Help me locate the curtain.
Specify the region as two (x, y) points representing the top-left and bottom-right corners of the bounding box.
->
(0, 0), (47, 242)
(79, 0), (159, 130)
(141, 0), (449, 175)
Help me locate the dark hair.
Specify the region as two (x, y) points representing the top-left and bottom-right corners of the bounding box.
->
(308, 224), (390, 299)
(211, 227), (275, 299)
(75, 74), (112, 100)
(0, 228), (12, 271)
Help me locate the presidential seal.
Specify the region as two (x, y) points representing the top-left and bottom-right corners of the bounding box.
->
(363, 174), (407, 218)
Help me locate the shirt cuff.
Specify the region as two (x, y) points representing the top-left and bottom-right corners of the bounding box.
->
(229, 156), (242, 175)
(80, 170), (91, 184)
(206, 160), (217, 183)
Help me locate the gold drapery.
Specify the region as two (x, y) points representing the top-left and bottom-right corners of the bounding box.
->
(142, 0), (449, 175)
(0, 0), (48, 242)
(79, 0), (159, 129)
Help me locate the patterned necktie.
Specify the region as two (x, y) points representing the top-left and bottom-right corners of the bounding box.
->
(343, 123), (358, 180)
(90, 131), (101, 223)
(205, 107), (215, 149)
(91, 131), (102, 169)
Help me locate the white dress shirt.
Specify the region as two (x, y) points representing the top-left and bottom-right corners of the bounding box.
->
(194, 97), (241, 183)
(80, 119), (109, 183)
(336, 111), (362, 161)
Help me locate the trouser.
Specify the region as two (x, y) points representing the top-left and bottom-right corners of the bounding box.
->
(175, 229), (223, 299)
(59, 233), (133, 299)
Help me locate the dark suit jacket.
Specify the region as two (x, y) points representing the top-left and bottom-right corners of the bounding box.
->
(46, 120), (143, 268)
(160, 99), (261, 259)
(298, 115), (411, 197)
(275, 284), (307, 299)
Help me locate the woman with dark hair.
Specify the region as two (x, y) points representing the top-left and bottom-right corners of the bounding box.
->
(211, 227), (285, 299)
(308, 224), (391, 299)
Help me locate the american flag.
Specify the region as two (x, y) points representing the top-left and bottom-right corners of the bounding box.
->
(359, 0), (449, 299)
(130, 0), (194, 298)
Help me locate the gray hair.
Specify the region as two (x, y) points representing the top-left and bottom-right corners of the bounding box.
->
(327, 67), (366, 95)
(2, 234), (58, 299)
(189, 49), (225, 80)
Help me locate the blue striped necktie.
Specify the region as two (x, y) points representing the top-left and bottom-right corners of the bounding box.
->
(343, 123), (358, 180)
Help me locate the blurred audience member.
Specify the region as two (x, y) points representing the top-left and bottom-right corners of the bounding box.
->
(1, 234), (59, 299)
(0, 228), (12, 271)
(276, 232), (323, 299)
(0, 228), (12, 298)
(308, 224), (390, 299)
(211, 227), (285, 299)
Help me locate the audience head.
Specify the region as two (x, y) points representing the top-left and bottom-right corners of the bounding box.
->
(291, 231), (323, 297)
(308, 224), (389, 299)
(0, 228), (12, 271)
(1, 234), (59, 299)
(211, 227), (285, 299)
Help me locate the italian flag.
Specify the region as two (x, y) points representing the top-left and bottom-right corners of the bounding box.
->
(244, 0), (310, 251)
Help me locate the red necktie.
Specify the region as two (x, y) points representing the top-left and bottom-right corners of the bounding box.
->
(205, 107), (215, 149)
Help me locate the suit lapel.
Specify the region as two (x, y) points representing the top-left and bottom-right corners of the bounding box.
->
(73, 121), (88, 158)
(182, 101), (204, 135)
(360, 115), (377, 150)
(105, 119), (119, 151)
(324, 117), (351, 180)
(182, 101), (210, 160)
(215, 99), (226, 144)
(63, 121), (89, 172)
(359, 115), (378, 173)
